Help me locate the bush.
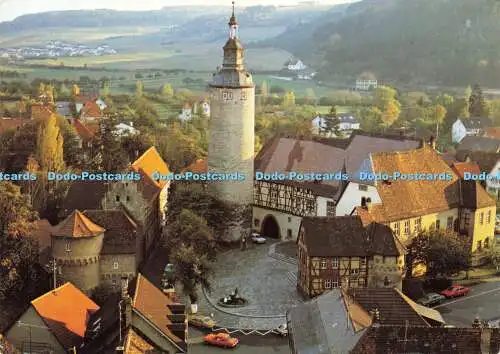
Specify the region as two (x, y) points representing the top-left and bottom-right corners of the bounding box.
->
(423, 277), (452, 292)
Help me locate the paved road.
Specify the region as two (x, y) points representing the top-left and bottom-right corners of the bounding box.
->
(188, 328), (290, 353)
(435, 281), (500, 326)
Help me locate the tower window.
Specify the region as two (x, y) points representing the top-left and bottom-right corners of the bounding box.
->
(65, 241), (71, 252)
(254, 218), (260, 227)
(287, 229), (293, 239)
(116, 195), (120, 202)
(126, 196), (130, 202)
(358, 184), (368, 191)
(113, 262), (119, 270)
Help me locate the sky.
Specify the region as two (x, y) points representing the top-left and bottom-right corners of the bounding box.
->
(0, 0), (355, 22)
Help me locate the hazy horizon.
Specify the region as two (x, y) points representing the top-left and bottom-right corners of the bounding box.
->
(0, 0), (357, 22)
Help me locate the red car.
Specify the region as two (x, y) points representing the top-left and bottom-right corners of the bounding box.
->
(204, 332), (239, 348)
(440, 285), (471, 298)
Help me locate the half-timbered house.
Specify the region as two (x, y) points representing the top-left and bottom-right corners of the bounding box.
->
(297, 216), (405, 298)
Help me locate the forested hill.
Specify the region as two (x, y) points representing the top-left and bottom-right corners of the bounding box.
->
(263, 0), (500, 87)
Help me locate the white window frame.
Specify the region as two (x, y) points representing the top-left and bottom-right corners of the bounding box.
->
(324, 279), (332, 289)
(113, 262), (119, 270)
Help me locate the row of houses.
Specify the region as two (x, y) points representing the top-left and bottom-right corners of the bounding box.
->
(0, 42), (116, 59)
(4, 275), (187, 354)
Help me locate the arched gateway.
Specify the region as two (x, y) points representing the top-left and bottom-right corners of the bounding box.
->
(261, 215), (281, 239)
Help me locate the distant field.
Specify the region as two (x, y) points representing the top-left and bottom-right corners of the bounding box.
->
(252, 75), (334, 97)
(316, 105), (354, 114)
(0, 27), (164, 47)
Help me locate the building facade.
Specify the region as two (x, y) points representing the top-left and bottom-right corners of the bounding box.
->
(297, 216), (405, 298)
(208, 7), (255, 242)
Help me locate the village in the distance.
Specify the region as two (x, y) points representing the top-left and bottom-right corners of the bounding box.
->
(0, 1), (500, 354)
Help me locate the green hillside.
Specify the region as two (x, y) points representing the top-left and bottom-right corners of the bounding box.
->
(263, 0), (500, 87)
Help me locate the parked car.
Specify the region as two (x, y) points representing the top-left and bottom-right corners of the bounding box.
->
(416, 293), (446, 307)
(276, 323), (288, 336)
(188, 314), (216, 329)
(440, 285), (471, 298)
(204, 332), (239, 348)
(251, 232), (266, 244)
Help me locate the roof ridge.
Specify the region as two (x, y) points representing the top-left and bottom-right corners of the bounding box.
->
(31, 282), (71, 304)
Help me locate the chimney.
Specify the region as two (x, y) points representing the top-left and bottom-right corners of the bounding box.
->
(480, 327), (492, 354)
(365, 198), (372, 211)
(429, 136), (436, 150)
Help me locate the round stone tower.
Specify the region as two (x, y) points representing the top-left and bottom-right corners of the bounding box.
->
(208, 2), (255, 242)
(51, 210), (105, 294)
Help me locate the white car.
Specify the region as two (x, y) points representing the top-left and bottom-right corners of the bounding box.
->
(276, 323), (288, 336)
(251, 233), (266, 244)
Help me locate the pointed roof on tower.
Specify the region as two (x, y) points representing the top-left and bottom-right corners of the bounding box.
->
(52, 210), (105, 238)
(229, 1), (237, 26)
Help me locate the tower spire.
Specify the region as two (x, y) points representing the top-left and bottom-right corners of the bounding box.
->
(228, 1), (238, 39)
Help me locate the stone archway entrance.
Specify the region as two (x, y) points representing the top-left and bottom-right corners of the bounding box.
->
(261, 215), (281, 239)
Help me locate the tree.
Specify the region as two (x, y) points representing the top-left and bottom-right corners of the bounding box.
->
(135, 81), (144, 98)
(304, 88), (316, 104)
(56, 116), (80, 166)
(103, 81), (110, 97)
(166, 209), (216, 261)
(171, 244), (213, 312)
(72, 84), (80, 98)
(162, 83), (174, 98)
(282, 90), (296, 107)
(260, 80), (269, 99)
(381, 101), (401, 127)
(469, 84), (488, 117)
(166, 184), (234, 240)
(430, 104), (446, 139)
(99, 118), (130, 172)
(0, 182), (39, 300)
(323, 105), (341, 136)
(406, 231), (470, 279)
(488, 248), (500, 272)
(36, 114), (64, 172)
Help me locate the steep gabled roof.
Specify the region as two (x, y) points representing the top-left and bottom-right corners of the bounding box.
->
(451, 161), (481, 179)
(124, 328), (160, 354)
(80, 100), (103, 118)
(31, 283), (99, 349)
(83, 210), (137, 254)
(132, 274), (187, 352)
(300, 216), (404, 258)
(131, 147), (170, 189)
(73, 120), (96, 141)
(60, 181), (109, 218)
(51, 210), (105, 238)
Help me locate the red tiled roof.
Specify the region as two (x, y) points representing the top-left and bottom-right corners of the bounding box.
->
(73, 120), (95, 141)
(132, 274), (186, 351)
(52, 210), (105, 238)
(485, 127), (500, 139)
(80, 101), (103, 118)
(0, 117), (26, 135)
(451, 162), (481, 179)
(30, 103), (53, 121)
(31, 283), (99, 349)
(184, 159), (207, 173)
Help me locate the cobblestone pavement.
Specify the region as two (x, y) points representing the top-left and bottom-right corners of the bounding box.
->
(142, 240), (303, 330)
(194, 240), (303, 329)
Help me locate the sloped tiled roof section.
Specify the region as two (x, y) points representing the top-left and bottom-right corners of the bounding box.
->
(368, 145), (461, 221)
(52, 210), (105, 238)
(30, 103), (54, 121)
(60, 181), (109, 217)
(300, 216), (404, 258)
(131, 147), (170, 189)
(81, 101), (103, 117)
(83, 210), (137, 254)
(346, 288), (434, 327)
(124, 328), (161, 354)
(456, 150), (500, 173)
(31, 282), (99, 349)
(461, 116), (492, 129)
(457, 136), (500, 153)
(486, 127), (500, 139)
(352, 326), (499, 354)
(451, 162), (481, 179)
(132, 274), (187, 352)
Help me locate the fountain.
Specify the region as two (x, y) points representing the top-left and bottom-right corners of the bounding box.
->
(217, 287), (248, 308)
